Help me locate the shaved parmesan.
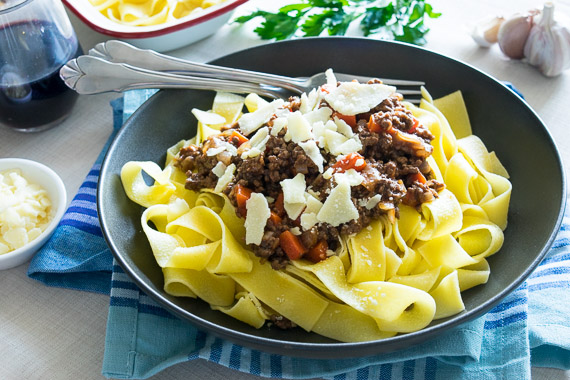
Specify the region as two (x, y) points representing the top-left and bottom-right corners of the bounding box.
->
(280, 173), (306, 204)
(0, 169), (52, 253)
(331, 137), (362, 156)
(304, 193), (323, 214)
(316, 179), (359, 226)
(334, 117), (354, 137)
(206, 145), (225, 156)
(300, 89), (319, 113)
(244, 193), (271, 245)
(241, 147), (262, 159)
(365, 194), (382, 209)
(286, 111), (313, 143)
(324, 119), (338, 132)
(212, 162), (227, 177)
(223, 142), (238, 156)
(241, 127), (270, 158)
(249, 127), (269, 148)
(290, 227), (302, 236)
(191, 108), (226, 126)
(271, 117), (287, 136)
(325, 82), (395, 116)
(284, 201), (305, 221)
(325, 68), (337, 87)
(300, 213), (319, 230)
(304, 107), (333, 125)
(334, 169), (364, 186)
(324, 129), (348, 154)
(214, 163), (235, 193)
(206, 140), (238, 157)
(239, 99), (284, 135)
(298, 140), (324, 173)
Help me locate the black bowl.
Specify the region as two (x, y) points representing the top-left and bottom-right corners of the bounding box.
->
(98, 37), (566, 359)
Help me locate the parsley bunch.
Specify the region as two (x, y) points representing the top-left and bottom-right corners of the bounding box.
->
(233, 0), (441, 46)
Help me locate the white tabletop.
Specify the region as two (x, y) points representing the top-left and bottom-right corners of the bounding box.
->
(1, 0), (569, 379)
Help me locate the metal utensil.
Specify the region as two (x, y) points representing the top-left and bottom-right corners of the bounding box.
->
(61, 40), (424, 102)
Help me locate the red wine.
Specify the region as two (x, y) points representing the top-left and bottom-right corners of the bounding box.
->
(0, 20), (83, 131)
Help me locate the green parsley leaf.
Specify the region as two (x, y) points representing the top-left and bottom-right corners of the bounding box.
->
(361, 4), (395, 36)
(233, 0), (440, 45)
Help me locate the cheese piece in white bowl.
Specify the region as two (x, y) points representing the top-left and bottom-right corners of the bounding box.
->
(0, 159), (67, 270)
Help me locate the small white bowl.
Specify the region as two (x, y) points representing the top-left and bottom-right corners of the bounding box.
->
(0, 158), (67, 270)
(63, 0), (249, 52)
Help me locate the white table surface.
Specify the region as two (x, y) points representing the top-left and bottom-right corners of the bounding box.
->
(1, 0), (569, 379)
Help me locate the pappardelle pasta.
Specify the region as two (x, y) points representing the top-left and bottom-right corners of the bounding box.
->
(88, 0), (229, 27)
(120, 70), (511, 342)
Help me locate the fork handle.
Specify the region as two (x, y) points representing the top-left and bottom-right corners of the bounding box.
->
(89, 40), (306, 94)
(60, 55), (285, 98)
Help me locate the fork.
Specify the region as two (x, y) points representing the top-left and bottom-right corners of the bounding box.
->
(61, 40), (424, 102)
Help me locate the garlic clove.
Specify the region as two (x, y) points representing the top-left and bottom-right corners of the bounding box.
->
(524, 2), (570, 77)
(471, 15), (505, 47)
(498, 11), (537, 59)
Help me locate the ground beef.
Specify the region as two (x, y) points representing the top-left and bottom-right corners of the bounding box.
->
(270, 314), (296, 330)
(174, 92), (443, 268)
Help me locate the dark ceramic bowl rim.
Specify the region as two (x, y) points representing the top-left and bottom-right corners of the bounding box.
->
(99, 37), (567, 358)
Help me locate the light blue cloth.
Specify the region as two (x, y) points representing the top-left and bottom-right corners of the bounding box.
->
(28, 90), (570, 379)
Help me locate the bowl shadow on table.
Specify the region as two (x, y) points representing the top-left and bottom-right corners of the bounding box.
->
(99, 38), (566, 359)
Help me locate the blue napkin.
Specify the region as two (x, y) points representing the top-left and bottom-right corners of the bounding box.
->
(28, 90), (570, 380)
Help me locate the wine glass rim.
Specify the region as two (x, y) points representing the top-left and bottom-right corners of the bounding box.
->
(0, 0), (33, 15)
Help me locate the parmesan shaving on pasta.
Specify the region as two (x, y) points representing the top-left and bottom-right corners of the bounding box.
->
(120, 75), (511, 343)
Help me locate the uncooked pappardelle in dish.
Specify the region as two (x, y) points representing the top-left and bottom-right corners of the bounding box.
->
(120, 70), (512, 342)
(88, 0), (229, 27)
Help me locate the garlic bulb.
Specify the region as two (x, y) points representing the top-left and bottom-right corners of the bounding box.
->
(472, 16), (505, 47)
(498, 11), (537, 59)
(524, 2), (570, 77)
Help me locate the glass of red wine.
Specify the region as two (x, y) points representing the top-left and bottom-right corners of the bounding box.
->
(0, 0), (83, 132)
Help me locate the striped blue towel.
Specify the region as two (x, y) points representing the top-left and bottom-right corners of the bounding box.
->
(28, 90), (570, 379)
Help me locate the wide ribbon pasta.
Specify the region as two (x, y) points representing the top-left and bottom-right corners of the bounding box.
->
(119, 88), (511, 342)
(89, 0), (229, 27)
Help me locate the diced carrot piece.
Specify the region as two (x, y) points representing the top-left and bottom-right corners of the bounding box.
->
(279, 231), (306, 261)
(333, 112), (356, 129)
(408, 172), (427, 184)
(332, 153), (367, 173)
(269, 211), (282, 225)
(274, 192), (285, 217)
(230, 130), (248, 146)
(235, 184), (253, 216)
(408, 117), (420, 133)
(305, 240), (328, 263)
(367, 115), (382, 133)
